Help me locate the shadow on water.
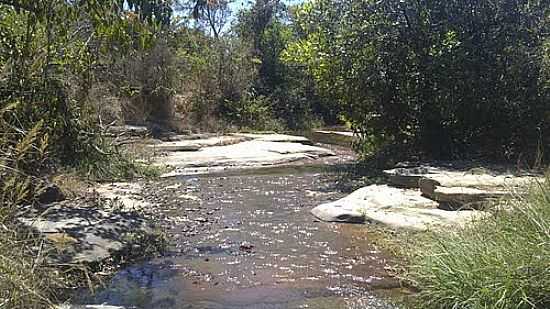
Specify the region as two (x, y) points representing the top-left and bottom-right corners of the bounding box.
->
(79, 161), (402, 308)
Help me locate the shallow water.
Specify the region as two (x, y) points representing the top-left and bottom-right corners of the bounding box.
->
(84, 170), (400, 309)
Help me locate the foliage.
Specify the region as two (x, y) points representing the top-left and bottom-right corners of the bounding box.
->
(407, 177), (550, 309)
(233, 0), (331, 130)
(0, 0), (170, 178)
(287, 0), (550, 163)
(0, 1), (169, 307)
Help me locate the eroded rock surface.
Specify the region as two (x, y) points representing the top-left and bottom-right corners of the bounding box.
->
(19, 203), (150, 264)
(93, 182), (154, 211)
(314, 165), (541, 230)
(232, 133), (312, 144)
(148, 135), (249, 152)
(310, 185), (467, 230)
(158, 140), (335, 177)
(383, 166), (449, 188)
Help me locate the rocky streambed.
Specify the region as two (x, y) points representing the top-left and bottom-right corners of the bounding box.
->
(27, 130), (540, 308)
(73, 171), (401, 309)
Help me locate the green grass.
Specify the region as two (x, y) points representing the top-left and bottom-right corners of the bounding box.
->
(406, 176), (550, 309)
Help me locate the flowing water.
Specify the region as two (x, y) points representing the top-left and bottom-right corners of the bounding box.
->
(82, 168), (402, 308)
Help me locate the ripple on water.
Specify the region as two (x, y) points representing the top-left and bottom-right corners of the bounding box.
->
(80, 172), (400, 309)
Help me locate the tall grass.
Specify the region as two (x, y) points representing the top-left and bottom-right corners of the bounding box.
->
(407, 176), (550, 309)
(0, 228), (63, 308)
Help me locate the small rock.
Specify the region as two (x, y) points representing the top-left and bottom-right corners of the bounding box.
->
(37, 183), (65, 204)
(194, 217), (207, 223)
(239, 241), (254, 252)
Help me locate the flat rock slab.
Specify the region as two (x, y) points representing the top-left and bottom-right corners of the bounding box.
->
(232, 133), (313, 144)
(431, 186), (510, 206)
(93, 182), (153, 211)
(310, 130), (356, 146)
(148, 135), (250, 152)
(384, 165), (541, 207)
(106, 125), (149, 136)
(57, 305), (126, 309)
(158, 140), (335, 177)
(19, 204), (150, 264)
(419, 173), (539, 204)
(361, 206), (485, 231)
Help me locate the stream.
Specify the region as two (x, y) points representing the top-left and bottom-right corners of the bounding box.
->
(79, 166), (402, 309)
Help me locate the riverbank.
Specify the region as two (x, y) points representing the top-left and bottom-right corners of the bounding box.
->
(8, 129), (547, 308)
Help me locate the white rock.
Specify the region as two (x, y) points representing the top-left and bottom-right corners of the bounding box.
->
(94, 182), (152, 210)
(361, 206), (485, 231)
(232, 133), (312, 144)
(311, 185), (439, 227)
(19, 205), (150, 263)
(57, 305), (126, 309)
(147, 135), (249, 152)
(157, 140), (335, 177)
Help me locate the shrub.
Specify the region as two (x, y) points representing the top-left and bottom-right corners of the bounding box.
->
(288, 0), (549, 163)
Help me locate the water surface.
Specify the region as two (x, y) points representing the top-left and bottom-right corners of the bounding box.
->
(85, 170), (400, 308)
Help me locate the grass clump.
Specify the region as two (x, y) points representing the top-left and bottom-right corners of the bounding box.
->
(406, 177), (550, 309)
(0, 228), (65, 309)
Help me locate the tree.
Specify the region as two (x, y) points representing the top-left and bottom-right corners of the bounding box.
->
(287, 0), (549, 163)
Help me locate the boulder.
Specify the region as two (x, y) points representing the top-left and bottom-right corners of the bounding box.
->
(311, 185), (439, 227)
(37, 183), (66, 204)
(310, 202), (366, 223)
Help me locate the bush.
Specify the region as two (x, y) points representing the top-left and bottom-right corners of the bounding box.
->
(288, 0), (549, 163)
(407, 177), (550, 309)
